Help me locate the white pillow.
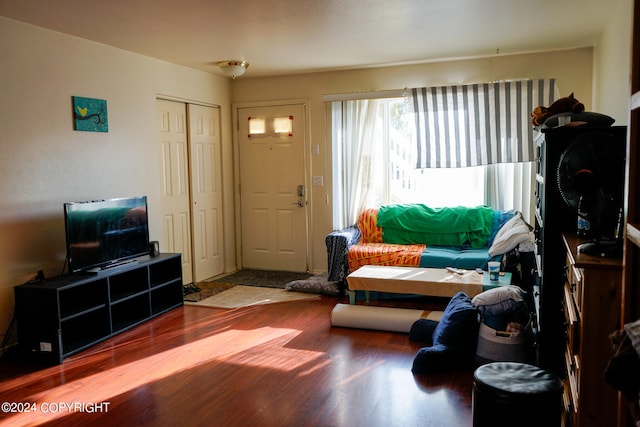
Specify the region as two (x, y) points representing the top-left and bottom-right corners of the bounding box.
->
(472, 285), (525, 316)
(488, 212), (534, 256)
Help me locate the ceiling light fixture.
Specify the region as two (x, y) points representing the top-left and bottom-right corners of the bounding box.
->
(217, 60), (249, 79)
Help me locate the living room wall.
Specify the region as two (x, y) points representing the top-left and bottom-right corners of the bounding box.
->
(0, 17), (235, 346)
(593, 0), (633, 122)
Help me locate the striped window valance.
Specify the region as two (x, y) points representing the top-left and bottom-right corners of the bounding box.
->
(410, 79), (558, 168)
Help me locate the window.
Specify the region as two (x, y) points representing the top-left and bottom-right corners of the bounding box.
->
(331, 97), (487, 228)
(400, 167), (486, 207)
(247, 116), (294, 136)
(386, 99), (485, 207)
(330, 95), (536, 229)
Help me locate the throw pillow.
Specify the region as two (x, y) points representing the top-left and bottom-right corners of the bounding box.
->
(488, 212), (533, 256)
(284, 274), (342, 296)
(431, 292), (478, 347)
(472, 285), (525, 317)
(409, 319), (438, 344)
(411, 292), (479, 374)
(412, 344), (460, 374)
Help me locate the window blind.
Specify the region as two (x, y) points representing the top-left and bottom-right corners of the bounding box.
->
(411, 79), (558, 168)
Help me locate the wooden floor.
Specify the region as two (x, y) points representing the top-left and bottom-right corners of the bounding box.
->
(0, 294), (474, 427)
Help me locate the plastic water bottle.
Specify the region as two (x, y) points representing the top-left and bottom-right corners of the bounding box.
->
(614, 207), (624, 241)
(577, 195), (591, 238)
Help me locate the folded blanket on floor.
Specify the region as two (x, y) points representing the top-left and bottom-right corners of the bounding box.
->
(377, 204), (494, 248)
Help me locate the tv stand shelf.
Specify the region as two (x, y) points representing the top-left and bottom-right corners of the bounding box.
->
(14, 253), (183, 365)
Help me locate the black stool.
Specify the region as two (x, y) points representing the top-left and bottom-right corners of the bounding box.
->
(472, 362), (563, 427)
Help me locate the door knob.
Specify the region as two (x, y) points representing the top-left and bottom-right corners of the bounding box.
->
(291, 199), (305, 207)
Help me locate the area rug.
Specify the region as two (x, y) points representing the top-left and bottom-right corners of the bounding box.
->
(184, 285), (319, 309)
(209, 269), (312, 289)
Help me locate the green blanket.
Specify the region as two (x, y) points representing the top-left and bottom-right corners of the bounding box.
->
(376, 204), (494, 248)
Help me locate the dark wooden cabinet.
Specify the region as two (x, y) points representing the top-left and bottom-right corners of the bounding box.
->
(561, 234), (622, 427)
(534, 126), (627, 375)
(14, 253), (183, 365)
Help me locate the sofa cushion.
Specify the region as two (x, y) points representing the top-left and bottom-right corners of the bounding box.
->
(419, 246), (497, 270)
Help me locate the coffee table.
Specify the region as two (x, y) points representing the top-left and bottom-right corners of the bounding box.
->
(346, 265), (512, 304)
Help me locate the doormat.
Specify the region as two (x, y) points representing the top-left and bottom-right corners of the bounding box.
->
(184, 285), (319, 309)
(209, 269), (312, 289)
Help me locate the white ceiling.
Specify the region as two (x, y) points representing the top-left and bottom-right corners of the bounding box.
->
(0, 0), (623, 78)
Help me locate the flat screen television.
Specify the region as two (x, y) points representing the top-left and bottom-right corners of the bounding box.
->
(64, 196), (150, 273)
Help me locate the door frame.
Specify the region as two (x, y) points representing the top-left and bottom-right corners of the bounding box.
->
(232, 98), (311, 271)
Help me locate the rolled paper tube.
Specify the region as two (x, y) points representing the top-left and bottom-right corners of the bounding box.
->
(330, 303), (442, 333)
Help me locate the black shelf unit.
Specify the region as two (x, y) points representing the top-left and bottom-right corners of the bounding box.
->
(534, 125), (626, 375)
(14, 253), (183, 364)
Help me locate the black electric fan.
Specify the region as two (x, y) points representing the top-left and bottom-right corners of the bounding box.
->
(556, 132), (625, 257)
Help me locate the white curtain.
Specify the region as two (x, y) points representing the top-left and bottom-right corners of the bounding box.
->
(331, 99), (382, 229)
(485, 162), (535, 225)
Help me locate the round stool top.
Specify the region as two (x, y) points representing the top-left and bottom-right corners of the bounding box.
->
(474, 362), (562, 397)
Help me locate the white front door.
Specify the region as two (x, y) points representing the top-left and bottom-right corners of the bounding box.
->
(188, 104), (224, 282)
(157, 99), (193, 284)
(238, 104), (308, 272)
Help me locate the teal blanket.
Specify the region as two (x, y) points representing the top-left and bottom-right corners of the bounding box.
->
(376, 204), (494, 248)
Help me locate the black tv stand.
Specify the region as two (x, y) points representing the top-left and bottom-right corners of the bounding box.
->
(81, 258), (140, 275)
(14, 253), (183, 364)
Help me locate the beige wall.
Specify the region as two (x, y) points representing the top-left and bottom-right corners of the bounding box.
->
(231, 48), (596, 277)
(593, 0), (633, 124)
(0, 18), (235, 343)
